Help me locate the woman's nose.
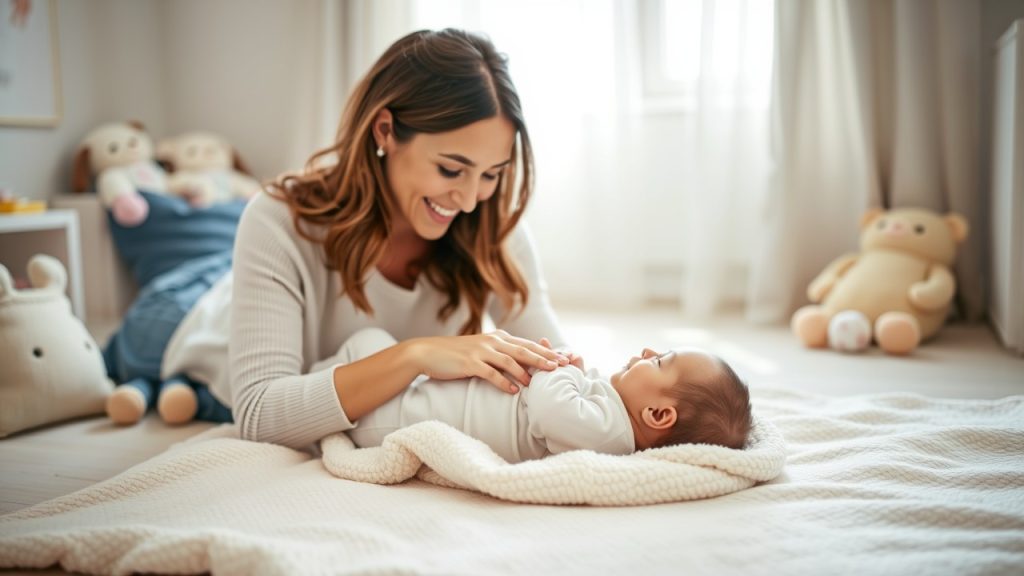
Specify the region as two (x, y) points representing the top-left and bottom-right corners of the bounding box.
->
(452, 187), (478, 213)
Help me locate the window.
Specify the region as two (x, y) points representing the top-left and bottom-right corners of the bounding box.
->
(641, 0), (775, 112)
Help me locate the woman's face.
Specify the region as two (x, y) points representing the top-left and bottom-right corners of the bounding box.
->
(382, 114), (516, 240)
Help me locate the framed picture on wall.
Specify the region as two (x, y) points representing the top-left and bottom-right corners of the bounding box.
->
(0, 0), (62, 127)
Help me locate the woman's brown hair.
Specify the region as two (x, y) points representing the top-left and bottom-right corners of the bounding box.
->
(270, 28), (533, 335)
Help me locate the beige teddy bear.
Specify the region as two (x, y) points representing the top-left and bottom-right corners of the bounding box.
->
(791, 207), (969, 355)
(156, 132), (261, 206)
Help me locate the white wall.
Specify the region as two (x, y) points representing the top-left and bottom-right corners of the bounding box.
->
(0, 0), (304, 202)
(0, 0), (164, 201)
(159, 0), (310, 181)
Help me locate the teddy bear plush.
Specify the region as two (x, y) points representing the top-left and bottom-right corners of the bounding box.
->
(156, 132), (261, 206)
(0, 255), (115, 437)
(791, 207), (969, 355)
(72, 121), (170, 227)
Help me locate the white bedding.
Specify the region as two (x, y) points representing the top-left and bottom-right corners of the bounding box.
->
(1, 387), (1022, 575)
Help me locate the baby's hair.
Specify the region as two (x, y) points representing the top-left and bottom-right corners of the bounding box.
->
(654, 358), (751, 450)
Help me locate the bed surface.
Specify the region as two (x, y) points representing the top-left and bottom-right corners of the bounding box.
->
(1, 386), (1022, 575)
(1, 315), (1022, 574)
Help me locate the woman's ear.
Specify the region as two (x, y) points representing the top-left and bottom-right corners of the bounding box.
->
(372, 108), (394, 151)
(641, 405), (677, 431)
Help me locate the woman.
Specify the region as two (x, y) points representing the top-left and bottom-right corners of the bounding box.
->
(162, 29), (570, 449)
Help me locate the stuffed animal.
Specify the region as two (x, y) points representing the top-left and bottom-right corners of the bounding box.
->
(791, 207), (969, 355)
(0, 255), (115, 437)
(157, 132), (261, 206)
(72, 121), (170, 227)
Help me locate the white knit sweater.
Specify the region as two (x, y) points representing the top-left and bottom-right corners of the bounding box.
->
(162, 192), (566, 449)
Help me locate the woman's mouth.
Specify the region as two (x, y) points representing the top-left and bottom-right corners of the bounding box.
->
(424, 198), (457, 223)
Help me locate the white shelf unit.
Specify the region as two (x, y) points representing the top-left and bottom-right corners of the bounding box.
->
(0, 210), (85, 320)
(990, 19), (1024, 355)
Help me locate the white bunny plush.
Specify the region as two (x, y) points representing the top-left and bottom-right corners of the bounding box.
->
(0, 255), (115, 437)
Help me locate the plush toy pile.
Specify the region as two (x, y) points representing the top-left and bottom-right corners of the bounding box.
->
(71, 121), (255, 427)
(792, 207), (968, 355)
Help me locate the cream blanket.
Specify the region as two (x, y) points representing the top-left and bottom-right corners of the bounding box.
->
(1, 387), (1022, 575)
(321, 415), (785, 505)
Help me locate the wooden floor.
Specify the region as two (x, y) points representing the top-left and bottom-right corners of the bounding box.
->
(1, 306), (1022, 517)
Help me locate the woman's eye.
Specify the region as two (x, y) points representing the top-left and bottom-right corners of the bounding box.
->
(438, 166), (461, 178)
(482, 172), (499, 182)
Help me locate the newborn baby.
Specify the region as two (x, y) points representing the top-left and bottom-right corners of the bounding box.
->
(344, 328), (752, 463)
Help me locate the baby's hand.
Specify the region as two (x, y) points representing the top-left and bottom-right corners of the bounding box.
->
(539, 337), (585, 371)
(566, 352), (585, 371)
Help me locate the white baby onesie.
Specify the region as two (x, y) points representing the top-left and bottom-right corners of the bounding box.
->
(345, 330), (635, 463)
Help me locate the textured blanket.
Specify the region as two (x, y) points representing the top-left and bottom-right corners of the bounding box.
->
(1, 387), (1022, 576)
(321, 415), (786, 505)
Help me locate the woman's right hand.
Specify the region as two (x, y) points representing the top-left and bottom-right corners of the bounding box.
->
(407, 330), (568, 394)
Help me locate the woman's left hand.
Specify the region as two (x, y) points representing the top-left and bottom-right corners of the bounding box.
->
(408, 330), (569, 394)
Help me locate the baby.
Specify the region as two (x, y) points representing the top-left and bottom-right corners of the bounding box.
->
(343, 328), (752, 463)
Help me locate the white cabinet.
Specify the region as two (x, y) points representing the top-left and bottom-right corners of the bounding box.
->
(0, 210), (85, 320)
(990, 19), (1024, 355)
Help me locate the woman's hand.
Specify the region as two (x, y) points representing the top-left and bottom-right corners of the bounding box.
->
(408, 330), (568, 394)
(540, 337), (585, 370)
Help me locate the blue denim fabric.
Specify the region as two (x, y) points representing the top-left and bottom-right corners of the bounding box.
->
(108, 191), (245, 290)
(103, 249), (233, 423)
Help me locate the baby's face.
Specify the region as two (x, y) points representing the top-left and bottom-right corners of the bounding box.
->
(610, 347), (722, 410)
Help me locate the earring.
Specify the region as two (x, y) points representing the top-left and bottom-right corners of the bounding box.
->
(376, 146), (385, 158)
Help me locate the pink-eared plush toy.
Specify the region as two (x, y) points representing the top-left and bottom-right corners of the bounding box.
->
(792, 207), (968, 355)
(72, 121), (169, 227)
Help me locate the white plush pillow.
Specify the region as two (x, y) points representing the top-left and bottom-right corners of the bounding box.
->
(0, 255), (114, 437)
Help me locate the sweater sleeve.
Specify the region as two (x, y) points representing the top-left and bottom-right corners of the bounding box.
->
(489, 223), (568, 348)
(525, 369), (634, 456)
(229, 193), (353, 449)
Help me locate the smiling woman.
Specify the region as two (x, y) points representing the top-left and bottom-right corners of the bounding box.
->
(158, 29), (574, 449)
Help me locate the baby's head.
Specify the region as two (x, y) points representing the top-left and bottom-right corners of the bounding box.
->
(610, 348), (751, 450)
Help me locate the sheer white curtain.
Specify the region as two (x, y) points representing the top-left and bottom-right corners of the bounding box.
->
(748, 0), (983, 323)
(673, 0), (775, 318)
(284, 0), (417, 170)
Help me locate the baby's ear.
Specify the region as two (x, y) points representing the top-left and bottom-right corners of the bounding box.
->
(641, 406), (677, 430)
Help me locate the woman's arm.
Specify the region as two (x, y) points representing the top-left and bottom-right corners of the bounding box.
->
(230, 194), (349, 448)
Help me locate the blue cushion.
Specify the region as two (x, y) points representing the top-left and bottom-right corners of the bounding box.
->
(107, 191), (245, 289)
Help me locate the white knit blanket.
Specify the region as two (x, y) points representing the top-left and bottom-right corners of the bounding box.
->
(2, 387), (1023, 576)
(321, 415), (786, 505)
